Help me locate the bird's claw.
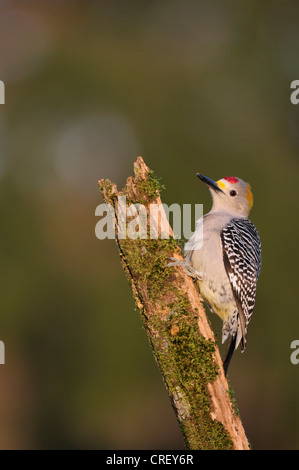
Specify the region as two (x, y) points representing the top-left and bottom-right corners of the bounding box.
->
(167, 257), (203, 280)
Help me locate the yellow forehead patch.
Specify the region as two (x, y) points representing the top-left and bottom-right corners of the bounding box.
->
(246, 183), (253, 209)
(216, 180), (226, 190)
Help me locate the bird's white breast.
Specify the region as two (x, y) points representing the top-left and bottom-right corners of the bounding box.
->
(184, 211), (236, 320)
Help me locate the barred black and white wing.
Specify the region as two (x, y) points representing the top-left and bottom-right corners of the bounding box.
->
(220, 217), (262, 352)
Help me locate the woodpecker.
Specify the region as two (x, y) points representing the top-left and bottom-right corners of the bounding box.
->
(170, 174), (261, 375)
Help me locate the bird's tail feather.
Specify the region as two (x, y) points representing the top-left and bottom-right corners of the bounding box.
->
(223, 335), (237, 376)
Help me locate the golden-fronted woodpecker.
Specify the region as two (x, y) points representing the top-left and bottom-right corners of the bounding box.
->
(170, 174), (262, 375)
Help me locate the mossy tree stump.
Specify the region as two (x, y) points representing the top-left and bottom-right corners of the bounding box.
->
(98, 156), (250, 450)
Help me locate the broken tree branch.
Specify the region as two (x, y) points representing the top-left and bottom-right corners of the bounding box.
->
(98, 156), (250, 450)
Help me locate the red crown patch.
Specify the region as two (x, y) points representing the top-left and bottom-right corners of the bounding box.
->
(223, 176), (239, 184)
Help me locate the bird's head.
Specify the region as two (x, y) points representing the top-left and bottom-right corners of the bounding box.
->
(197, 174), (253, 217)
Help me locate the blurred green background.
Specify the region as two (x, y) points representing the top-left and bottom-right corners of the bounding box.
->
(0, 0), (298, 450)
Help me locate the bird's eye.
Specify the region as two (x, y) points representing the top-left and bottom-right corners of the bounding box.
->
(230, 190), (237, 197)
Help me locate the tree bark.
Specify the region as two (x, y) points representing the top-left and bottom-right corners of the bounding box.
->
(98, 156), (250, 450)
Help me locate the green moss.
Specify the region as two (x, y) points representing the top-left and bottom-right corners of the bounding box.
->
(98, 179), (116, 205)
(156, 299), (233, 450)
(125, 170), (165, 204)
(139, 170), (165, 201)
(121, 237), (180, 300)
(228, 382), (240, 417)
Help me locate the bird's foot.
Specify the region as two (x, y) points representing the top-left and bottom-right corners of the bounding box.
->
(167, 257), (203, 280)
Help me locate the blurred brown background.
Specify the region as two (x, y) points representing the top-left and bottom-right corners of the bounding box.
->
(0, 0), (298, 449)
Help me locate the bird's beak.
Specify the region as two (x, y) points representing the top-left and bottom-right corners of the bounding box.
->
(196, 174), (224, 193)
